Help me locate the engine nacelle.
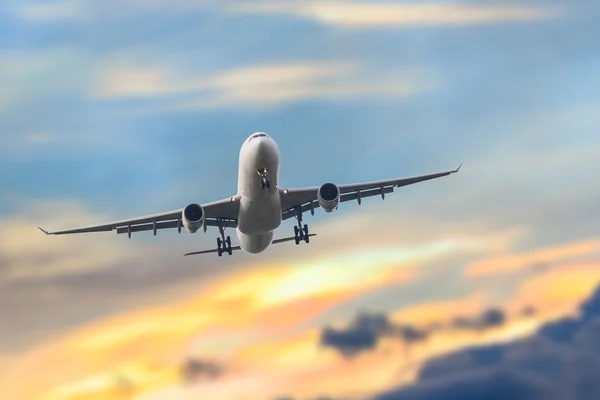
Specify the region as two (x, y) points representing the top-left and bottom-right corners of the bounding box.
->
(318, 182), (340, 213)
(182, 203), (204, 233)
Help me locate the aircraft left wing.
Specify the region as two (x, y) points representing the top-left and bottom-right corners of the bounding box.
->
(280, 163), (462, 220)
(37, 196), (240, 236)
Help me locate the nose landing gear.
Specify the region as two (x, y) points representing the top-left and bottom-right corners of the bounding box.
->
(258, 167), (270, 189)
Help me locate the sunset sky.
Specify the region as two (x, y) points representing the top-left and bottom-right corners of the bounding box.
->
(1, 1), (600, 399)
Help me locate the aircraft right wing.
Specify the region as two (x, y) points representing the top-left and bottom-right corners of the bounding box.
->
(280, 163), (462, 220)
(37, 196), (241, 237)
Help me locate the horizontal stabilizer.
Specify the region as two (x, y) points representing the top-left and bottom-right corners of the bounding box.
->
(184, 234), (317, 256)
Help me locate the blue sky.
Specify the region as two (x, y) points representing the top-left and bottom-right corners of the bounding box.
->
(1, 1), (600, 399)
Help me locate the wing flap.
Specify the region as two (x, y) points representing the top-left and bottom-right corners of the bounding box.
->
(115, 218), (239, 235)
(340, 185), (394, 202)
(38, 196), (240, 237)
(281, 186), (395, 221)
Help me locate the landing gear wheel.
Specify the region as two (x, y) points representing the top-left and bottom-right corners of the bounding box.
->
(261, 179), (271, 189)
(216, 218), (234, 256)
(226, 236), (232, 254)
(293, 206), (310, 245)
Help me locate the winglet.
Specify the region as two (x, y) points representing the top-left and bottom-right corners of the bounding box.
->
(455, 162), (463, 172)
(37, 226), (50, 235)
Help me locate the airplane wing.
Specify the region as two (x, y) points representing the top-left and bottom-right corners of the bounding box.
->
(280, 163), (462, 221)
(37, 196), (240, 237)
(184, 234), (317, 256)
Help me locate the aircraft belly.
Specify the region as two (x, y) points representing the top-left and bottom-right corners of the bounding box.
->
(237, 195), (281, 235)
(236, 229), (273, 254)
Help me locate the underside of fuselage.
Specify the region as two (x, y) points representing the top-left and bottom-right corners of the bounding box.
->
(236, 229), (274, 254)
(235, 132), (282, 254)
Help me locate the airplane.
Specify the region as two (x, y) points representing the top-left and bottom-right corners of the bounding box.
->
(38, 132), (462, 257)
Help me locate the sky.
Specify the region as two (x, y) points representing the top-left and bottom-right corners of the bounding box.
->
(1, 0), (600, 399)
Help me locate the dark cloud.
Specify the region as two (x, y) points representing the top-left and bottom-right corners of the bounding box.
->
(274, 397), (336, 400)
(320, 306), (511, 357)
(376, 369), (552, 400)
(372, 285), (600, 400)
(451, 307), (506, 331)
(180, 358), (224, 384)
(521, 305), (537, 317)
(320, 311), (428, 357)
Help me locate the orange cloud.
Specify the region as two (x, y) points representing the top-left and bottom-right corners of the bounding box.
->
(391, 294), (488, 326)
(223, 308), (561, 400)
(1, 222), (579, 400)
(465, 238), (600, 278)
(0, 243), (424, 399)
(515, 262), (600, 312)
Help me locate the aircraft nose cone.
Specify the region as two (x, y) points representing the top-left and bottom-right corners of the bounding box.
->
(256, 138), (268, 156)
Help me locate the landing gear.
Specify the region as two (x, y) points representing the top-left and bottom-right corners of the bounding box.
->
(258, 166), (270, 190)
(216, 219), (233, 256)
(293, 206), (310, 245)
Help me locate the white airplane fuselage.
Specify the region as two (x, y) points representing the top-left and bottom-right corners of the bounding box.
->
(235, 132), (282, 254)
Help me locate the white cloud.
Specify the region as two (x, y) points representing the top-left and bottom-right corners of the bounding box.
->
(14, 0), (88, 22)
(11, 0), (230, 23)
(0, 47), (91, 114)
(91, 60), (435, 110)
(228, 1), (563, 28)
(0, 201), (155, 282)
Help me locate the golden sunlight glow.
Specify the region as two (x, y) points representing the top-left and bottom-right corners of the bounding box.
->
(3, 230), (600, 400)
(466, 238), (600, 278)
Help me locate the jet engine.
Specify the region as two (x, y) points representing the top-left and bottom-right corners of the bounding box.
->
(182, 203), (204, 233)
(318, 182), (340, 212)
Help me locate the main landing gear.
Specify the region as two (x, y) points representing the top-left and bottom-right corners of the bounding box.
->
(293, 205), (310, 245)
(216, 218), (233, 257)
(258, 166), (270, 189)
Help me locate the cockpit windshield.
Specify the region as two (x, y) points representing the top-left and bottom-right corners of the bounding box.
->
(248, 133), (269, 142)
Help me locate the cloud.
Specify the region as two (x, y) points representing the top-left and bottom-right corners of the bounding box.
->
(465, 238), (600, 278)
(0, 228), (425, 399)
(13, 0), (88, 22)
(11, 0), (227, 23)
(0, 200), (146, 282)
(0, 47), (88, 116)
(515, 263), (600, 311)
(450, 308), (506, 331)
(320, 306), (511, 358)
(374, 368), (552, 400)
(90, 60), (434, 111)
(4, 250), (590, 400)
(228, 1), (563, 28)
(180, 358), (224, 383)
(371, 284), (600, 400)
(320, 311), (428, 357)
